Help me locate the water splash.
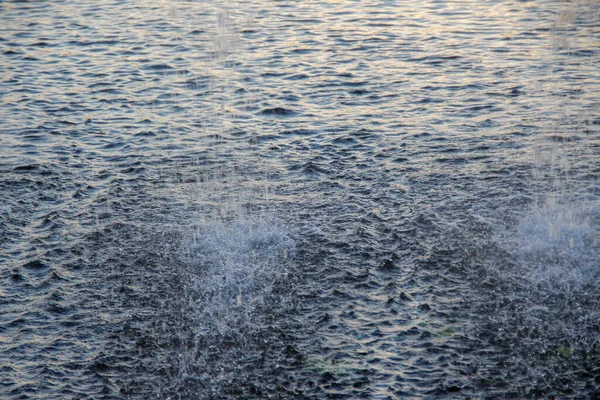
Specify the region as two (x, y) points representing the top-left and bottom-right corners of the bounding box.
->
(181, 214), (295, 336)
(516, 194), (598, 288)
(159, 207), (298, 397)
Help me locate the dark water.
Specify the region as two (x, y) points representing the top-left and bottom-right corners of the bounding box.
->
(1, 0), (599, 398)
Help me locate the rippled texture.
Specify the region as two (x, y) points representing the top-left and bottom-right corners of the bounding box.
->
(1, 0), (599, 398)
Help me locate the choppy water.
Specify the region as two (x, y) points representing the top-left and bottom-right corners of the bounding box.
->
(1, 0), (599, 398)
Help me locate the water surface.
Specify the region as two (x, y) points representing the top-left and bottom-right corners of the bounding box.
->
(1, 0), (599, 398)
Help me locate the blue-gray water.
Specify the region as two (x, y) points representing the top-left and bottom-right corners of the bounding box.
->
(1, 0), (599, 398)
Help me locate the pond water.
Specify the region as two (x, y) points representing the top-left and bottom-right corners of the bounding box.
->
(1, 0), (599, 398)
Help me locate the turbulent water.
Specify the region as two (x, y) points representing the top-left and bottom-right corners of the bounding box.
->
(1, 0), (599, 398)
